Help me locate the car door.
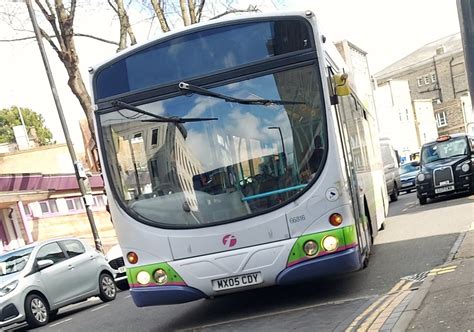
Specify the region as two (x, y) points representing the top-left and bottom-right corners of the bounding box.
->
(35, 242), (72, 306)
(60, 240), (99, 297)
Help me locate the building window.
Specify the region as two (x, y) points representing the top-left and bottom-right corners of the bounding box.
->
(151, 129), (158, 145)
(435, 112), (447, 127)
(417, 78), (423, 87)
(65, 197), (84, 212)
(431, 73), (437, 83)
(424, 76), (430, 85)
(38, 199), (59, 214)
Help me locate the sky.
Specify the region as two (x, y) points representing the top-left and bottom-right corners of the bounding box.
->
(0, 0), (462, 151)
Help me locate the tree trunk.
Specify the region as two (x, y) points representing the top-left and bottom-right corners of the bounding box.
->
(188, 0), (197, 24)
(115, 0), (137, 51)
(179, 0), (191, 26)
(150, 0), (170, 32)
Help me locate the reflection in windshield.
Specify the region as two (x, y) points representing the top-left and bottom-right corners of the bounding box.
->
(421, 137), (468, 163)
(100, 65), (327, 227)
(0, 247), (33, 276)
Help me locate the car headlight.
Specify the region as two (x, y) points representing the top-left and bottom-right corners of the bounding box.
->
(0, 280), (19, 297)
(417, 173), (425, 182)
(456, 162), (470, 173)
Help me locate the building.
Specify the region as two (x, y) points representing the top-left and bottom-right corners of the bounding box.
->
(0, 144), (116, 252)
(374, 80), (420, 160)
(375, 33), (472, 136)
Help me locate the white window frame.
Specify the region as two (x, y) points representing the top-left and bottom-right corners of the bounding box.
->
(417, 77), (423, 87)
(430, 72), (437, 83)
(435, 111), (447, 127)
(424, 75), (430, 85)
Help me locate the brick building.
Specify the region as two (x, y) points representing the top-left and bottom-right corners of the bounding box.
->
(375, 33), (471, 136)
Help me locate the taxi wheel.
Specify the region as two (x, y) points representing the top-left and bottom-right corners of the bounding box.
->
(99, 272), (117, 302)
(419, 197), (427, 205)
(116, 280), (130, 291)
(24, 294), (50, 328)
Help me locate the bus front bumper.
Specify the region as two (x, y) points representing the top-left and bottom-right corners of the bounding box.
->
(130, 285), (207, 307)
(275, 246), (362, 285)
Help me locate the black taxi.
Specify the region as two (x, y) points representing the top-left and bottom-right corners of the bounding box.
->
(415, 134), (474, 205)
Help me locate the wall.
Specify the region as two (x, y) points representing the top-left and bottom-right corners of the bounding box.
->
(0, 144), (74, 174)
(413, 100), (438, 145)
(31, 211), (117, 252)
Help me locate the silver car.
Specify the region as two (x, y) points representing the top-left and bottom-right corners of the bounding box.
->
(0, 238), (116, 329)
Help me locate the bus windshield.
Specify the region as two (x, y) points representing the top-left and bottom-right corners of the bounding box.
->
(99, 65), (327, 228)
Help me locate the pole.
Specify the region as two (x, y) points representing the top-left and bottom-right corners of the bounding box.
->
(17, 108), (30, 147)
(26, 0), (103, 253)
(457, 0), (474, 108)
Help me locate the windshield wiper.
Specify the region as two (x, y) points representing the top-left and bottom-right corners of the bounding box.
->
(111, 100), (218, 123)
(178, 82), (305, 106)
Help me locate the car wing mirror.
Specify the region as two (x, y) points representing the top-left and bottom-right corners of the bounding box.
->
(37, 259), (54, 270)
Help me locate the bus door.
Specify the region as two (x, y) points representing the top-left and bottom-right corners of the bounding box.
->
(328, 70), (370, 257)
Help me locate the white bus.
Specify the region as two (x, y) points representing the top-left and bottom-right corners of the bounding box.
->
(90, 11), (387, 306)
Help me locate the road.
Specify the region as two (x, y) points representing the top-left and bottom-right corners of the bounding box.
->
(10, 191), (474, 331)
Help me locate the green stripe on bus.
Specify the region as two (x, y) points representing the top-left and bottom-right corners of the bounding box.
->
(127, 262), (184, 285)
(287, 225), (357, 266)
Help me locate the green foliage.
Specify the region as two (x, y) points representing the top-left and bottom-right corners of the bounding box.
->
(0, 106), (53, 146)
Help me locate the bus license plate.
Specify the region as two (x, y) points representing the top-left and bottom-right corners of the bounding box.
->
(435, 185), (454, 194)
(212, 272), (262, 291)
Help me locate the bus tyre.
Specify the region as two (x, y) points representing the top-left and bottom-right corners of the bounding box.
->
(99, 273), (117, 302)
(419, 197), (427, 205)
(24, 294), (50, 328)
(390, 184), (398, 202)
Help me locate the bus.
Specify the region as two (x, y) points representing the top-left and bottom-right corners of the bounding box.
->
(90, 10), (388, 307)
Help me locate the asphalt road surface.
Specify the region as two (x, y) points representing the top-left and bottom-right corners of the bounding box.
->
(9, 191), (474, 331)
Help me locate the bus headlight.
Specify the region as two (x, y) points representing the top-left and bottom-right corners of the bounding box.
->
(136, 271), (151, 285)
(153, 269), (168, 285)
(322, 236), (338, 252)
(303, 240), (318, 256)
(417, 173), (426, 182)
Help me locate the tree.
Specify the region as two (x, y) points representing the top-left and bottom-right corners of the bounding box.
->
(0, 106), (53, 145)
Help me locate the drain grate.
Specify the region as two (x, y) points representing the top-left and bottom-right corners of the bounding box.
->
(401, 270), (430, 283)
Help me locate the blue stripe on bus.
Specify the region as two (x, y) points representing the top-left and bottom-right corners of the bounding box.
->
(276, 247), (361, 285)
(241, 184), (307, 202)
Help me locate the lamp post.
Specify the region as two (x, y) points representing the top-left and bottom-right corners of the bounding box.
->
(25, 0), (103, 252)
(268, 126), (287, 171)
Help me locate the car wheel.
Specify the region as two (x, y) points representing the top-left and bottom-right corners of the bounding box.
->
(116, 280), (130, 291)
(99, 272), (117, 302)
(419, 197), (427, 205)
(390, 184), (399, 202)
(24, 294), (50, 328)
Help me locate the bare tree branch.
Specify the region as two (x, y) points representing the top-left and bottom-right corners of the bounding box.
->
(196, 0), (205, 22)
(107, 0), (119, 15)
(70, 0), (76, 20)
(210, 5), (259, 20)
(39, 27), (60, 54)
(0, 33), (118, 45)
(35, 0), (65, 51)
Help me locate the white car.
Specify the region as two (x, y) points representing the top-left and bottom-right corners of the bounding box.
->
(105, 244), (129, 291)
(0, 238), (116, 329)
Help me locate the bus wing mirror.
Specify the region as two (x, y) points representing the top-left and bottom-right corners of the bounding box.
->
(334, 73), (350, 96)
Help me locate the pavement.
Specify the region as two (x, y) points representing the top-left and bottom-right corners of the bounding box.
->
(394, 223), (474, 331)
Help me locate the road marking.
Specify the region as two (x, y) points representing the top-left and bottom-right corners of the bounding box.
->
(125, 294), (132, 298)
(49, 318), (72, 327)
(91, 304), (109, 312)
(346, 280), (414, 332)
(428, 266), (457, 276)
(180, 295), (374, 331)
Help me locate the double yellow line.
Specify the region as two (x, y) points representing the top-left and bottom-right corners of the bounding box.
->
(347, 265), (457, 331)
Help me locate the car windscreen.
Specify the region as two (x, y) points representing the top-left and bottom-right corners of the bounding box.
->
(400, 163), (419, 174)
(0, 247), (34, 276)
(421, 137), (468, 164)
